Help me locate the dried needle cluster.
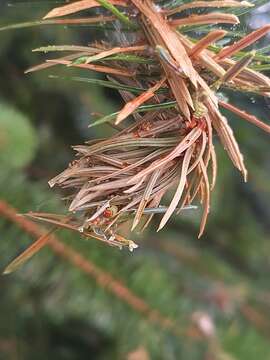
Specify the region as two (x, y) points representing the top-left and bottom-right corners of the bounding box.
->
(22, 0), (270, 251)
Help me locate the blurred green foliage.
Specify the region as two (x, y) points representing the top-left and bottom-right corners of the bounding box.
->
(0, 1), (270, 359)
(0, 102), (38, 169)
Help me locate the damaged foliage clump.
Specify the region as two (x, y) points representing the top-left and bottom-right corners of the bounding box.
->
(3, 0), (270, 271)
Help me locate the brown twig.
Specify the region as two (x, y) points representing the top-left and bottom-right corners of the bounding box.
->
(0, 199), (185, 338)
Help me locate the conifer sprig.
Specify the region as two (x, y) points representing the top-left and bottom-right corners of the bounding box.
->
(3, 0), (270, 270)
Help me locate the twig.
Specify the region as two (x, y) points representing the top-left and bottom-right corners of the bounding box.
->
(0, 199), (185, 338)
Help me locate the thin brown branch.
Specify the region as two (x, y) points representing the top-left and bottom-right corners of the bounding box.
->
(0, 199), (185, 338)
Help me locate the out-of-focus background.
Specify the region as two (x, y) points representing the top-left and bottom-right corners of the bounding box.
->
(0, 1), (270, 359)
